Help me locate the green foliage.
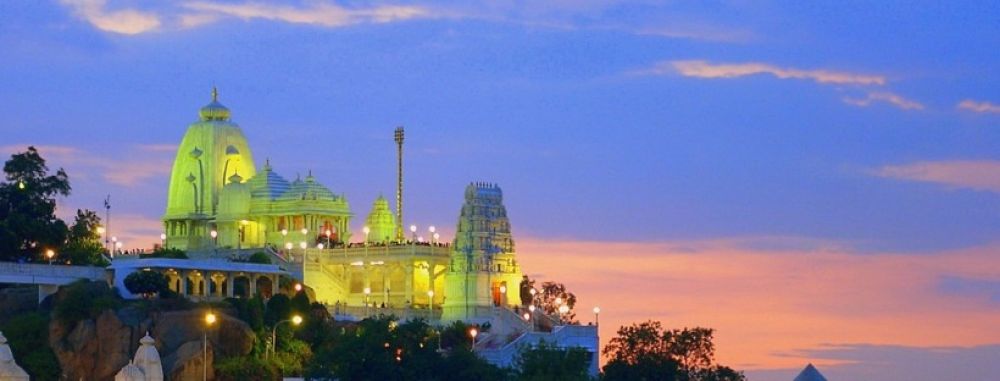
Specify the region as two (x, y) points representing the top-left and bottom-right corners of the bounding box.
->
(290, 290), (311, 316)
(515, 341), (592, 381)
(123, 271), (169, 299)
(148, 247), (188, 259)
(247, 251), (271, 264)
(0, 146), (70, 263)
(305, 316), (507, 381)
(272, 338), (312, 376)
(61, 209), (109, 266)
(1, 312), (61, 381)
(53, 280), (122, 324)
(538, 281), (577, 323)
(215, 355), (280, 381)
(602, 321), (746, 381)
(264, 294), (291, 327)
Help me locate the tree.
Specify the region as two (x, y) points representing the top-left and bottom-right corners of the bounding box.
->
(305, 316), (507, 381)
(247, 251), (271, 264)
(123, 271), (169, 299)
(518, 275), (535, 306)
(538, 281), (577, 323)
(148, 247), (188, 259)
(61, 209), (109, 266)
(515, 341), (592, 381)
(602, 321), (746, 381)
(0, 147), (70, 263)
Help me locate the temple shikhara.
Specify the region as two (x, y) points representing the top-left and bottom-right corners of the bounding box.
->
(131, 89), (598, 373)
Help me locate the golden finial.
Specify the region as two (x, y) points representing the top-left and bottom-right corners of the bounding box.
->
(211, 86), (218, 102)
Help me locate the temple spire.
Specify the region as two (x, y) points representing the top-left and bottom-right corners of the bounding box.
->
(211, 86), (218, 102)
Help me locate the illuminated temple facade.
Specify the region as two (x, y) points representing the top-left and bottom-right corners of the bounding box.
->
(162, 90), (522, 320)
(153, 90), (595, 376)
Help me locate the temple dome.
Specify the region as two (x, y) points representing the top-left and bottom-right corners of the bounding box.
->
(198, 87), (231, 122)
(279, 173), (337, 202)
(364, 195), (397, 243)
(247, 161), (291, 201)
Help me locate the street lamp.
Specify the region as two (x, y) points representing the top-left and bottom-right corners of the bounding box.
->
(238, 220), (249, 251)
(499, 285), (507, 307)
(204, 312), (217, 381)
(409, 225), (417, 241)
(325, 229), (332, 248)
(469, 328), (478, 348)
(281, 229), (288, 237)
(301, 228), (308, 236)
(159, 233), (167, 247)
(317, 243), (324, 250)
(299, 241), (307, 249)
(45, 249), (55, 265)
(270, 315), (303, 360)
(284, 242), (293, 250)
(364, 287), (371, 316)
(294, 283), (302, 292)
(432, 233), (440, 245)
(427, 290), (435, 319)
(363, 226), (370, 244)
(593, 306), (601, 325)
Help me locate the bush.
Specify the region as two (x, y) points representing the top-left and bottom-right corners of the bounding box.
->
(247, 251), (271, 264)
(215, 356), (280, 381)
(1, 312), (62, 381)
(123, 271), (169, 298)
(53, 280), (122, 324)
(147, 247), (188, 259)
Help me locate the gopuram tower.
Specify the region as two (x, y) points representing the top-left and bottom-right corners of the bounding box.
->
(441, 182), (523, 322)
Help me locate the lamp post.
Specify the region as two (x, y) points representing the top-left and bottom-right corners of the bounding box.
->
(111, 236), (118, 256)
(469, 328), (478, 349)
(528, 305), (536, 331)
(210, 230), (218, 256)
(45, 249), (55, 265)
(159, 233), (166, 248)
(409, 225), (417, 242)
(363, 226), (370, 244)
(499, 284), (507, 307)
(427, 290), (434, 319)
(115, 241), (123, 254)
(325, 229), (332, 249)
(238, 220), (248, 251)
(364, 287), (371, 316)
(204, 312), (217, 381)
(270, 315), (303, 360)
(593, 306), (601, 326)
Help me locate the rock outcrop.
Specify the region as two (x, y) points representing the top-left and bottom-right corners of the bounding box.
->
(44, 283), (256, 381)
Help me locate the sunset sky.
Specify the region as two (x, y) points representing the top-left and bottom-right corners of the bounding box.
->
(1, 1), (998, 379)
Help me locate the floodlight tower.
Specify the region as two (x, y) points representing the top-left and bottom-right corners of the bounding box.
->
(394, 126), (405, 242)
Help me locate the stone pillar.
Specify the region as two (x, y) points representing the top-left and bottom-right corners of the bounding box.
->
(226, 273), (235, 298)
(249, 274), (258, 298)
(404, 263), (414, 304)
(179, 270), (188, 296)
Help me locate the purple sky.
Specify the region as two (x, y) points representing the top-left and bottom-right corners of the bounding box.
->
(1, 1), (998, 379)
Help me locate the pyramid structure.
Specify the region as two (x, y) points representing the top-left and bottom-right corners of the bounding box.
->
(793, 363), (828, 381)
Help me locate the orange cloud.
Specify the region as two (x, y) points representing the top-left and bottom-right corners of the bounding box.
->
(61, 0), (161, 35)
(645, 60), (886, 85)
(516, 237), (1000, 370)
(180, 1), (432, 28)
(873, 160), (1000, 193)
(957, 99), (1000, 114)
(843, 91), (924, 110)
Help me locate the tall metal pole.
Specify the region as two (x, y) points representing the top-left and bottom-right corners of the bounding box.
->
(394, 127), (404, 242)
(104, 195), (111, 256)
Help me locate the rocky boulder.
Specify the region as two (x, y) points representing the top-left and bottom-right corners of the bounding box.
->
(162, 340), (213, 381)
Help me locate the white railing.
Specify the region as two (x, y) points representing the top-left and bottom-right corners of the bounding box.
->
(0, 262), (106, 282)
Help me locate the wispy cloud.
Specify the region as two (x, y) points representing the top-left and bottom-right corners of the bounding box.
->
(872, 160), (1000, 193)
(180, 1), (432, 28)
(644, 60), (887, 86)
(843, 91), (925, 110)
(0, 143), (173, 187)
(957, 99), (1000, 114)
(635, 25), (754, 43)
(61, 0), (161, 35)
